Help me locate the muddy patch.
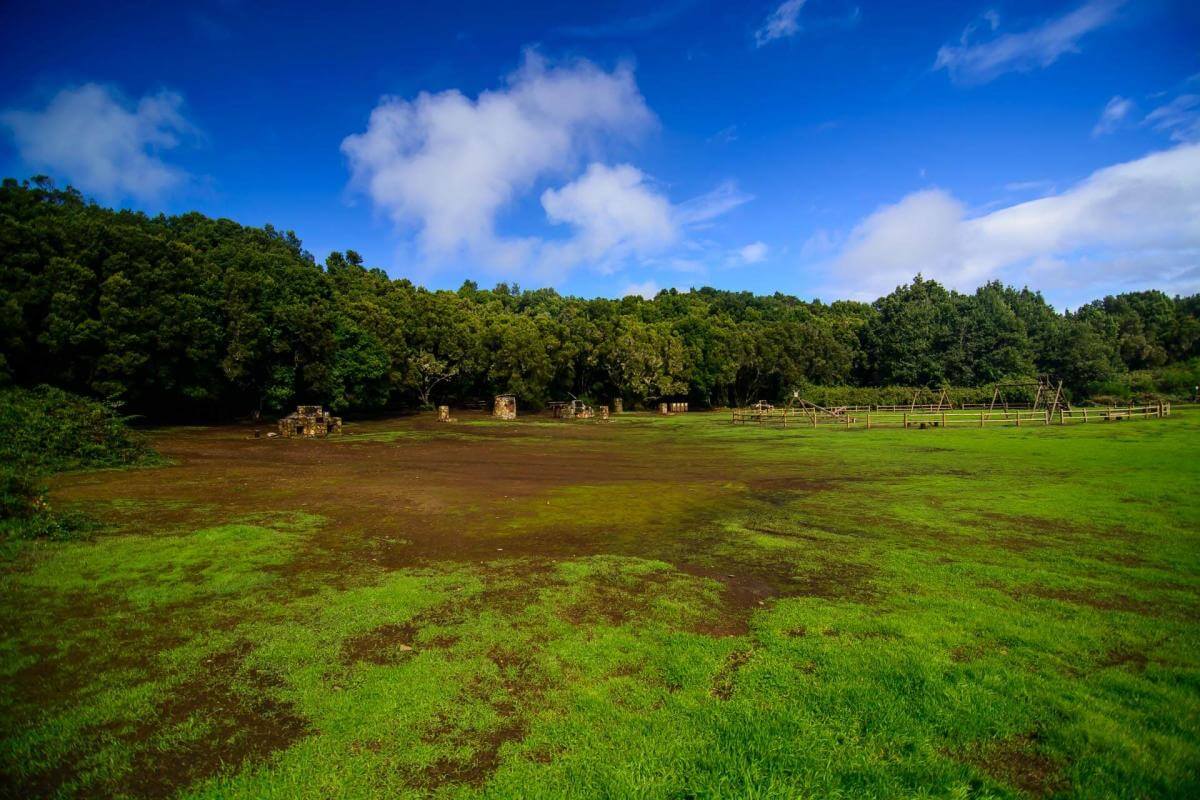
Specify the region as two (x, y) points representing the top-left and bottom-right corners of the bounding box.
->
(1011, 586), (1159, 616)
(953, 732), (1069, 798)
(118, 643), (308, 798)
(710, 648), (753, 700)
(340, 622), (419, 666)
(410, 643), (542, 790)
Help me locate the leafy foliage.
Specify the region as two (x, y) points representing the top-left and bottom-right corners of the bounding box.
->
(2, 178), (1198, 416)
(0, 384), (156, 541)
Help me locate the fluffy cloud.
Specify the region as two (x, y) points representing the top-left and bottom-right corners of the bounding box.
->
(828, 143), (1200, 302)
(540, 163), (677, 270)
(0, 84), (196, 201)
(935, 1), (1123, 84)
(341, 51), (654, 257)
(343, 52), (749, 280)
(739, 241), (768, 263)
(755, 0), (806, 47)
(1092, 95), (1134, 136)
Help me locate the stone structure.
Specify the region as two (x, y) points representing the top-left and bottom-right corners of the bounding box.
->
(493, 394), (517, 420)
(599, 406), (610, 421)
(668, 402), (689, 413)
(659, 402), (670, 416)
(437, 405), (452, 422)
(278, 405), (342, 438)
(613, 398), (623, 414)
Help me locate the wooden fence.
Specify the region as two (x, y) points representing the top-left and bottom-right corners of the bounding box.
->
(731, 403), (1171, 430)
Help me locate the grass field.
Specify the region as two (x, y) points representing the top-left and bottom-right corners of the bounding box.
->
(2, 408), (1199, 799)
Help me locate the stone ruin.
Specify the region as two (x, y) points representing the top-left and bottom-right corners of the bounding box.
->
(278, 405), (342, 438)
(493, 394), (517, 420)
(613, 398), (623, 414)
(550, 399), (594, 419)
(599, 405), (610, 421)
(437, 405), (453, 423)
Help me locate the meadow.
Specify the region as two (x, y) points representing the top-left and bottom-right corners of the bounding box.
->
(1, 408), (1198, 799)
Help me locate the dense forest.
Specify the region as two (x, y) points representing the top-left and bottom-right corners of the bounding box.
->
(1, 177), (1197, 419)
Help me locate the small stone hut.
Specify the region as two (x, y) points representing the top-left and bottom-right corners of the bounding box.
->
(493, 394), (517, 420)
(278, 405), (342, 438)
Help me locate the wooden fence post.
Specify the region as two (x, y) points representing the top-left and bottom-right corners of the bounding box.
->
(903, 413), (908, 429)
(942, 411), (947, 429)
(1082, 408), (1088, 423)
(980, 411), (984, 428)
(866, 411), (871, 430)
(1015, 414), (1021, 428)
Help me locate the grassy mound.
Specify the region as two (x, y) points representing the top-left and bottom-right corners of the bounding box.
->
(0, 385), (158, 541)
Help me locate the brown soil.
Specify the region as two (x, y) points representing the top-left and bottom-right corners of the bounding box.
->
(955, 732), (1069, 798)
(20, 413), (871, 795)
(105, 642), (308, 800)
(710, 647), (754, 700)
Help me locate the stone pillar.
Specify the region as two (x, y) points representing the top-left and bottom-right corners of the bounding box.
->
(659, 402), (669, 416)
(437, 405), (451, 422)
(613, 398), (623, 414)
(493, 395), (517, 420)
(599, 406), (609, 421)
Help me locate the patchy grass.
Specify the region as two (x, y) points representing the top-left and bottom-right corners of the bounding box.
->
(1, 408), (1198, 798)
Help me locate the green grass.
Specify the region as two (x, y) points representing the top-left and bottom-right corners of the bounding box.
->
(1, 409), (1198, 798)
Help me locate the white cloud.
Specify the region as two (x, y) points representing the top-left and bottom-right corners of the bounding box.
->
(739, 241), (768, 263)
(827, 143), (1200, 303)
(622, 280), (660, 299)
(1144, 94), (1200, 143)
(755, 0), (806, 47)
(935, 1), (1123, 84)
(342, 51), (751, 281)
(1092, 95), (1134, 137)
(540, 163), (677, 271)
(674, 181), (754, 227)
(0, 83), (197, 201)
(341, 50), (654, 257)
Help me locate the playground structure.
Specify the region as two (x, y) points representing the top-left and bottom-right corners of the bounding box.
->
(549, 398), (595, 419)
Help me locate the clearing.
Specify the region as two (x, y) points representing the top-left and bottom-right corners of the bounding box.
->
(2, 409), (1199, 798)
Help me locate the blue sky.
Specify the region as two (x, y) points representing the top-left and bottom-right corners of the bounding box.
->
(2, 0), (1198, 306)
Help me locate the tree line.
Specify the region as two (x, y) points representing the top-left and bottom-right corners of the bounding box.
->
(1, 177), (1197, 418)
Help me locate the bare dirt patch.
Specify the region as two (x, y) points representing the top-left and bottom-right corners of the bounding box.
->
(710, 648), (754, 700)
(954, 732), (1069, 798)
(113, 642), (309, 799)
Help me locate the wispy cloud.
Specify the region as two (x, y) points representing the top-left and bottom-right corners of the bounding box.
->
(674, 181), (754, 227)
(1, 83), (199, 202)
(739, 241), (769, 264)
(621, 280), (660, 299)
(755, 0), (806, 47)
(1092, 95), (1134, 136)
(1144, 94), (1200, 142)
(825, 143), (1200, 303)
(556, 0), (699, 39)
(935, 1), (1124, 85)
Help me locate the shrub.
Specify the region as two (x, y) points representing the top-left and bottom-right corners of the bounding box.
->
(0, 386), (156, 543)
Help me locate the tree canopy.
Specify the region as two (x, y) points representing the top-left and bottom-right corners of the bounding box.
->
(1, 178), (1197, 418)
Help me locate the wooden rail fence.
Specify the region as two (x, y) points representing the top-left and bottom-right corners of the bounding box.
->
(730, 402), (1170, 430)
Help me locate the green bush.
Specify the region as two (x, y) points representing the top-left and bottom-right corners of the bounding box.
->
(0, 386), (156, 542)
(0, 385), (155, 473)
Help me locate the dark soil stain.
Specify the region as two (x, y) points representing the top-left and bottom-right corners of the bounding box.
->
(117, 643), (308, 798)
(341, 622), (419, 665)
(1012, 586), (1159, 616)
(954, 731), (1069, 798)
(410, 644), (542, 790)
(710, 648), (753, 700)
